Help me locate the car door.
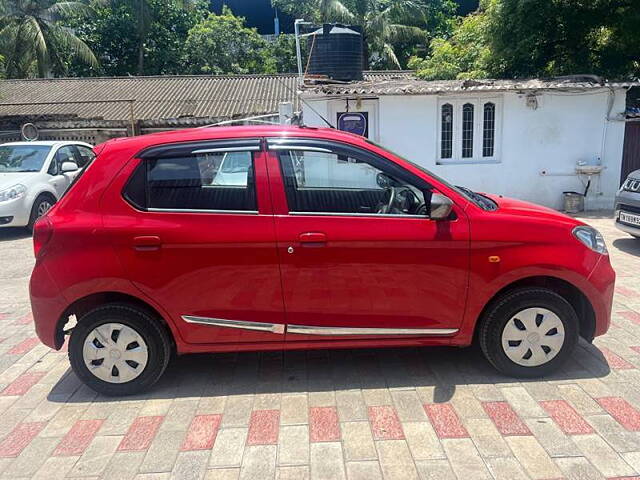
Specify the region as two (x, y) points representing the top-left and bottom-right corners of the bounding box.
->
(48, 146), (78, 197)
(104, 139), (286, 345)
(265, 138), (470, 342)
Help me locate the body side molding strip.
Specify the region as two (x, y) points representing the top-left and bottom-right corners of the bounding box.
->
(286, 325), (459, 336)
(182, 316), (285, 334)
(181, 316), (458, 337)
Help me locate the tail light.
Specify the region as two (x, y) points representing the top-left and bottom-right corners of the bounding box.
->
(33, 216), (53, 257)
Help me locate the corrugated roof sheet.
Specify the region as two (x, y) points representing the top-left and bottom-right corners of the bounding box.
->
(301, 77), (640, 97)
(0, 71), (413, 122)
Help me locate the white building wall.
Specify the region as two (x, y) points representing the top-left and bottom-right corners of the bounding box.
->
(302, 88), (628, 210)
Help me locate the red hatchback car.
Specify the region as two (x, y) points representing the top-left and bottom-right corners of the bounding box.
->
(30, 126), (615, 395)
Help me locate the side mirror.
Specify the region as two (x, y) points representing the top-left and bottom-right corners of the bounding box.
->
(430, 193), (453, 220)
(60, 161), (79, 173)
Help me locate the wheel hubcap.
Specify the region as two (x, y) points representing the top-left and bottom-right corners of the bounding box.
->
(37, 201), (52, 217)
(82, 323), (148, 383)
(501, 308), (565, 367)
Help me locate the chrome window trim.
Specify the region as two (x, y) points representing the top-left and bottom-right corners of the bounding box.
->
(269, 145), (333, 153)
(286, 325), (459, 336)
(289, 212), (427, 219)
(182, 316), (285, 334)
(148, 208), (259, 215)
(191, 146), (260, 154)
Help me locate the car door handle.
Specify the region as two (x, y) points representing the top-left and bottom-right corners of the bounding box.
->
(133, 235), (161, 251)
(298, 232), (327, 246)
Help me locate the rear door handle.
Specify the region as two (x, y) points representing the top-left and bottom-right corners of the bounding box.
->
(133, 235), (161, 251)
(298, 232), (327, 246)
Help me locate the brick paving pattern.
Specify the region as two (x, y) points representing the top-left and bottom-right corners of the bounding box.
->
(0, 215), (639, 479)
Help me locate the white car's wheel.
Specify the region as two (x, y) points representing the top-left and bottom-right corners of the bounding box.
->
(27, 194), (55, 231)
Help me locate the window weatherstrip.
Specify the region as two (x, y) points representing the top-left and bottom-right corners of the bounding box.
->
(191, 146), (260, 154)
(289, 212), (427, 219)
(269, 145), (332, 153)
(287, 325), (459, 336)
(182, 316), (285, 334)
(148, 208), (258, 214)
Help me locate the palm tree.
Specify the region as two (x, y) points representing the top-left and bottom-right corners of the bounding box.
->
(117, 0), (196, 75)
(317, 0), (426, 69)
(0, 0), (99, 78)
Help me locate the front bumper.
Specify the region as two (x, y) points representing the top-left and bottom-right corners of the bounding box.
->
(615, 190), (640, 237)
(587, 253), (616, 338)
(0, 196), (30, 227)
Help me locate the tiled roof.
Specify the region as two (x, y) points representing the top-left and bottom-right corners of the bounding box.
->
(301, 77), (640, 97)
(0, 71), (413, 123)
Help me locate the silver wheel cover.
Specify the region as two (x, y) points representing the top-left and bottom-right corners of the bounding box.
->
(83, 323), (149, 383)
(37, 201), (52, 217)
(501, 308), (565, 367)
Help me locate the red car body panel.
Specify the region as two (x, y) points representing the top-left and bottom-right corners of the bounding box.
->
(29, 126), (615, 354)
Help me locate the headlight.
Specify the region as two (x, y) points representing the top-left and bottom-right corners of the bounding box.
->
(572, 226), (608, 254)
(0, 184), (27, 203)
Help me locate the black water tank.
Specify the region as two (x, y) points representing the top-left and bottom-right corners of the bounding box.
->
(307, 24), (363, 81)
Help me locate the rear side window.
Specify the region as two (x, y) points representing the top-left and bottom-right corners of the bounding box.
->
(123, 150), (257, 212)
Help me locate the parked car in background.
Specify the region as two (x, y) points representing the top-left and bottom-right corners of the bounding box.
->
(616, 170), (640, 239)
(0, 141), (95, 230)
(29, 126), (615, 395)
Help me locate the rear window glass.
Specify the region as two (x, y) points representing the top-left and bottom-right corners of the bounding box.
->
(123, 151), (257, 212)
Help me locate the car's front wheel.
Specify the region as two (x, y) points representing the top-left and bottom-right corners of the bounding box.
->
(478, 288), (579, 377)
(69, 304), (171, 396)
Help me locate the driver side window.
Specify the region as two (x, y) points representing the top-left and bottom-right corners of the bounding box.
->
(277, 146), (427, 216)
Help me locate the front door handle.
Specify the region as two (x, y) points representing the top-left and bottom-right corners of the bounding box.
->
(133, 235), (161, 251)
(298, 232), (327, 246)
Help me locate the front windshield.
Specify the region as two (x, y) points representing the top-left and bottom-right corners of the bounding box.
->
(365, 138), (497, 210)
(0, 145), (51, 173)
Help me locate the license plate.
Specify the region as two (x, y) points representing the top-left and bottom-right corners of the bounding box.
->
(619, 211), (640, 227)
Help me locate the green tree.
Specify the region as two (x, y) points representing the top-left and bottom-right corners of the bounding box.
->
(263, 34), (299, 73)
(181, 7), (272, 75)
(114, 0), (203, 75)
(409, 11), (491, 79)
(67, 0), (206, 76)
(412, 0), (640, 80)
(0, 0), (99, 78)
(484, 0), (639, 79)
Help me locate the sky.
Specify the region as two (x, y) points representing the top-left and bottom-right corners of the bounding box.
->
(210, 0), (294, 34)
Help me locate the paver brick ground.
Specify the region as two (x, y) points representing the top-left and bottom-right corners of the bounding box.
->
(1, 214), (640, 479)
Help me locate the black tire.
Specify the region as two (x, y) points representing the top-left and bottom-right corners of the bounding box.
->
(478, 288), (579, 378)
(27, 193), (56, 232)
(69, 304), (171, 396)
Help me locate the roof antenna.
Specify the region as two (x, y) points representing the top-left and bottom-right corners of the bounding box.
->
(275, 76), (335, 129)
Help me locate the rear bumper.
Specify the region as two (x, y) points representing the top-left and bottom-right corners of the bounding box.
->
(587, 254), (616, 338)
(30, 260), (67, 349)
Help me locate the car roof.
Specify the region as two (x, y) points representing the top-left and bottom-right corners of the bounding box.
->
(0, 140), (93, 147)
(97, 125), (370, 155)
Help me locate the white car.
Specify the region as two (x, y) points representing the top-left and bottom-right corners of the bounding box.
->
(0, 141), (95, 230)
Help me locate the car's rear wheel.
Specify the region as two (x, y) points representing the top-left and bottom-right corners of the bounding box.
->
(27, 194), (55, 231)
(69, 304), (171, 396)
(478, 288), (579, 377)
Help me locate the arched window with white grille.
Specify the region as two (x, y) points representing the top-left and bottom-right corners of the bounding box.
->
(483, 102), (496, 157)
(462, 103), (474, 158)
(441, 104), (453, 159)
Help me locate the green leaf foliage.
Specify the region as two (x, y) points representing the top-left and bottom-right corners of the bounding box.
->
(412, 0), (640, 80)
